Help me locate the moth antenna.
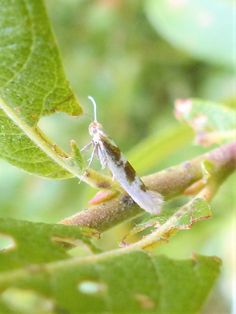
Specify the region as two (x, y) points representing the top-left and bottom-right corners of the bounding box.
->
(88, 96), (98, 122)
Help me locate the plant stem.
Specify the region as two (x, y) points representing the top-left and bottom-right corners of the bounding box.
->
(0, 97), (118, 190)
(60, 141), (236, 232)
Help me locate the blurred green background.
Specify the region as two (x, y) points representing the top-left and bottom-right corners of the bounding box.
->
(0, 0), (235, 313)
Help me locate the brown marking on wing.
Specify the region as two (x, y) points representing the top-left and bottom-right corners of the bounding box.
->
(116, 159), (125, 167)
(139, 182), (147, 191)
(102, 138), (121, 162)
(124, 161), (136, 183)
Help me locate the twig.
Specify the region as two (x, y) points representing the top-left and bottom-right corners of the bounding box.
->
(0, 97), (120, 190)
(59, 141), (236, 232)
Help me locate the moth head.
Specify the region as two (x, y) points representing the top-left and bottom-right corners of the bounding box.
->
(88, 96), (105, 139)
(89, 121), (103, 137)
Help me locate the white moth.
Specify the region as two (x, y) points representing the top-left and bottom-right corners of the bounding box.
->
(85, 96), (164, 214)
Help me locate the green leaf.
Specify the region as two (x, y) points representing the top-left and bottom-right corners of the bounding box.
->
(70, 139), (85, 170)
(0, 0), (83, 178)
(175, 98), (236, 146)
(153, 254), (220, 313)
(0, 300), (20, 314)
(0, 0), (82, 124)
(0, 112), (71, 178)
(0, 219), (220, 314)
(124, 195), (213, 245)
(0, 286), (57, 314)
(0, 218), (96, 272)
(145, 0), (235, 68)
(176, 198), (212, 229)
(0, 227), (221, 314)
(191, 198), (212, 222)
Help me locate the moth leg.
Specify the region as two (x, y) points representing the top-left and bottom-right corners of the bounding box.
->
(81, 141), (93, 152)
(78, 144), (98, 184)
(97, 145), (107, 169)
(87, 144), (98, 168)
(97, 147), (116, 183)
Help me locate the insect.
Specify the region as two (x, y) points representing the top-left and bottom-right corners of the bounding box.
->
(84, 96), (164, 214)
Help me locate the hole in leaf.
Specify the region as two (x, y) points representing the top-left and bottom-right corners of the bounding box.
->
(1, 288), (54, 314)
(78, 280), (107, 295)
(134, 293), (155, 310)
(51, 235), (79, 249)
(51, 236), (98, 257)
(0, 233), (16, 251)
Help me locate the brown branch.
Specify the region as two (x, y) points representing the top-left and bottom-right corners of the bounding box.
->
(60, 141), (236, 232)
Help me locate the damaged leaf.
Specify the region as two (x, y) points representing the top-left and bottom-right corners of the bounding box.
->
(0, 0), (82, 178)
(175, 98), (236, 146)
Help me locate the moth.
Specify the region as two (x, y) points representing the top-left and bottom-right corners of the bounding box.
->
(84, 96), (164, 214)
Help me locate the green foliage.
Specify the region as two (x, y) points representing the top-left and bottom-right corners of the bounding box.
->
(0, 0), (82, 178)
(191, 198), (212, 220)
(124, 190), (213, 247)
(146, 0), (235, 68)
(0, 218), (221, 314)
(0, 1), (234, 313)
(0, 111), (70, 178)
(176, 198), (212, 229)
(0, 0), (81, 124)
(128, 125), (193, 174)
(0, 218), (96, 272)
(175, 98), (236, 146)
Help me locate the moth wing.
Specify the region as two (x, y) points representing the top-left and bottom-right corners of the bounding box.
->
(138, 189), (164, 214)
(97, 144), (107, 169)
(100, 137), (164, 214)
